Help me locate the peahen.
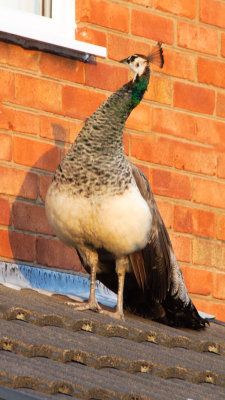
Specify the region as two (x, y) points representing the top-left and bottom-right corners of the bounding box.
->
(46, 43), (208, 329)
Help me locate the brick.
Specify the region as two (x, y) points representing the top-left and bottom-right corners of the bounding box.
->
(0, 41), (39, 71)
(13, 201), (53, 235)
(0, 107), (39, 135)
(198, 57), (225, 89)
(216, 92), (225, 118)
(85, 62), (128, 92)
(161, 48), (195, 81)
(174, 205), (215, 238)
(0, 166), (38, 200)
(40, 175), (53, 203)
(150, 169), (192, 200)
(125, 0), (153, 5)
(36, 237), (82, 271)
(192, 238), (225, 268)
(76, 0), (129, 32)
(62, 86), (106, 120)
(75, 0), (90, 21)
(40, 116), (69, 143)
(155, 0), (196, 18)
(132, 10), (174, 45)
(60, 147), (69, 162)
(40, 116), (81, 144)
(15, 75), (61, 113)
(0, 41), (8, 63)
(156, 200), (173, 229)
(192, 238), (213, 266)
(130, 135), (174, 166)
(69, 121), (83, 143)
(126, 103), (151, 133)
(0, 198), (11, 226)
(40, 53), (84, 83)
(145, 75), (172, 105)
(177, 21), (218, 55)
(0, 69), (15, 101)
(153, 110), (225, 149)
(152, 108), (196, 141)
(14, 137), (61, 172)
(192, 298), (225, 322)
(174, 82), (215, 115)
(199, 0), (225, 29)
(0, 133), (12, 161)
(216, 214), (225, 241)
(134, 163), (150, 181)
(174, 142), (217, 176)
(221, 33), (225, 58)
(195, 117), (225, 148)
(0, 229), (35, 261)
(108, 33), (151, 62)
(215, 246), (225, 270)
(181, 266), (212, 295)
(217, 154), (225, 179)
(213, 272), (225, 300)
(193, 177), (225, 210)
(75, 27), (107, 48)
(170, 234), (191, 263)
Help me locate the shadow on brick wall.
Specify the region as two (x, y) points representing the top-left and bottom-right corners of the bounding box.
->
(9, 123), (83, 272)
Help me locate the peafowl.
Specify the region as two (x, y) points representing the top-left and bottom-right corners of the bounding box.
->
(46, 43), (208, 329)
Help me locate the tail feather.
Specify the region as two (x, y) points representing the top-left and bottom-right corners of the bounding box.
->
(162, 296), (209, 330)
(96, 267), (208, 330)
(122, 281), (209, 330)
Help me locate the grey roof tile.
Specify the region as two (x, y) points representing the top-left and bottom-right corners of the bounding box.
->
(18, 389), (81, 400)
(0, 284), (225, 400)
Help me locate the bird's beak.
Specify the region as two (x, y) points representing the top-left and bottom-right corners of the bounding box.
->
(119, 57), (128, 64)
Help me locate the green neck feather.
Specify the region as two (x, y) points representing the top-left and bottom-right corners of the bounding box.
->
(131, 66), (150, 106)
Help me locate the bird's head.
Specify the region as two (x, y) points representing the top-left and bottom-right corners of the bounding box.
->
(120, 54), (148, 79)
(120, 42), (164, 80)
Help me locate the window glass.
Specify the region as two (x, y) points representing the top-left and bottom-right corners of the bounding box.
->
(0, 0), (51, 17)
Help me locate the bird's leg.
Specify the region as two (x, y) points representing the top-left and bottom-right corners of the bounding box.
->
(67, 248), (102, 312)
(100, 256), (128, 320)
(115, 263), (126, 319)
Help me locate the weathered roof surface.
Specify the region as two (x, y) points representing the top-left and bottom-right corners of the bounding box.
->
(0, 284), (225, 400)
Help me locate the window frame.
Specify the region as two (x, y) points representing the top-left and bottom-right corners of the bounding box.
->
(0, 0), (106, 59)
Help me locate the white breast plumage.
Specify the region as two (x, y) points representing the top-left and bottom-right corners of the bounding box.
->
(46, 184), (152, 257)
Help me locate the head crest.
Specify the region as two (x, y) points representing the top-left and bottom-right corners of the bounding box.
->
(147, 42), (164, 68)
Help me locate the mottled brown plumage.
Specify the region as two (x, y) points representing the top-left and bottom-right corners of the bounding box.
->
(46, 43), (208, 329)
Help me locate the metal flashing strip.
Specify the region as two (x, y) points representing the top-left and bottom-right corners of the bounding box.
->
(0, 262), (215, 320)
(0, 262), (117, 308)
(0, 31), (96, 63)
(198, 311), (215, 320)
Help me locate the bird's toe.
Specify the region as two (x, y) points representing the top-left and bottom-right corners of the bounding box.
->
(66, 299), (102, 312)
(99, 309), (125, 321)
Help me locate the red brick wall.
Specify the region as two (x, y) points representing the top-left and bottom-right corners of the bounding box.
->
(0, 0), (225, 321)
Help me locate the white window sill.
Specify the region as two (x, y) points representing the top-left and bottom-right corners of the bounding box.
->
(0, 6), (106, 61)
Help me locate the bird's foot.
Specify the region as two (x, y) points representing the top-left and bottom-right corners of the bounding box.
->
(99, 309), (125, 321)
(66, 299), (102, 312)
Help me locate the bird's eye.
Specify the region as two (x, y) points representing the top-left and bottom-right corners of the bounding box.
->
(136, 63), (139, 67)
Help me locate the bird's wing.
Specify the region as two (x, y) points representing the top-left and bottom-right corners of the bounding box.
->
(94, 162), (207, 329)
(129, 162), (172, 301)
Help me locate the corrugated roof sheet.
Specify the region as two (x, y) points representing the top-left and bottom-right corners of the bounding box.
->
(0, 284), (225, 400)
